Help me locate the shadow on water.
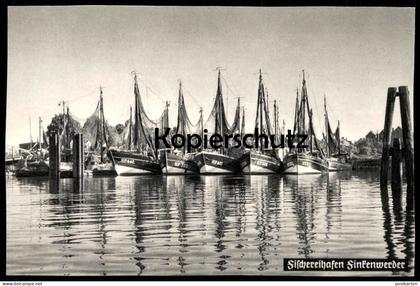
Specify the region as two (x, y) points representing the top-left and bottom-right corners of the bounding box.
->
(380, 177), (415, 274)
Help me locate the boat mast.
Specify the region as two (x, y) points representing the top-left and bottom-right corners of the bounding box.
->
(29, 116), (33, 146)
(282, 120), (285, 157)
(337, 120), (341, 155)
(38, 117), (42, 152)
(133, 73), (139, 151)
(324, 95), (329, 157)
(241, 107), (245, 140)
(99, 86), (104, 163)
(199, 107), (204, 151)
(309, 109), (313, 154)
(293, 88), (299, 135)
(266, 89), (270, 119)
(259, 70), (264, 152)
(301, 70), (307, 136)
(128, 106), (132, 151)
(274, 100), (278, 144)
(216, 69), (224, 154)
(178, 81), (186, 154)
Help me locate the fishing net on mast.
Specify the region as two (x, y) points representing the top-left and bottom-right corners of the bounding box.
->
(202, 73), (241, 157)
(294, 73), (324, 157)
(60, 110), (82, 156)
(254, 75), (273, 137)
(81, 100), (112, 153)
(174, 85), (203, 153)
(203, 75), (240, 137)
(131, 77), (169, 158)
(326, 116), (339, 154)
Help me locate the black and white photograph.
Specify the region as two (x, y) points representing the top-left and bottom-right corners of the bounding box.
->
(3, 4), (416, 281)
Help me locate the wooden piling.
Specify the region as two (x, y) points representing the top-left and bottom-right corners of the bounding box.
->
(391, 138), (402, 194)
(49, 132), (60, 179)
(72, 133), (84, 178)
(380, 87), (397, 188)
(398, 86), (414, 192)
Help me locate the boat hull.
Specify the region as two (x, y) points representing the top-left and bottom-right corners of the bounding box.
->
(109, 150), (161, 176)
(240, 150), (282, 174)
(159, 152), (199, 174)
(194, 151), (241, 174)
(15, 161), (72, 178)
(283, 152), (329, 174)
(15, 166), (49, 177)
(327, 157), (352, 171)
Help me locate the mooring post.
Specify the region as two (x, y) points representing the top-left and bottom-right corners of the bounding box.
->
(49, 132), (60, 179)
(48, 133), (60, 179)
(398, 86), (414, 192)
(380, 87), (397, 188)
(391, 138), (402, 194)
(72, 133), (84, 179)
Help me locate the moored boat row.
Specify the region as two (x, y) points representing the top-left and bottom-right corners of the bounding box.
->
(109, 69), (350, 176)
(10, 68), (351, 177)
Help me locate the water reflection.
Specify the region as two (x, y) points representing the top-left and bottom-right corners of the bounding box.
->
(7, 171), (414, 276)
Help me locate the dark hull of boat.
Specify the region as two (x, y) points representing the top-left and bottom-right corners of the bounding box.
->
(15, 168), (49, 177)
(283, 152), (329, 174)
(194, 151), (241, 174)
(91, 169), (118, 176)
(327, 158), (352, 171)
(109, 150), (161, 176)
(159, 152), (199, 174)
(15, 160), (49, 177)
(240, 150), (282, 174)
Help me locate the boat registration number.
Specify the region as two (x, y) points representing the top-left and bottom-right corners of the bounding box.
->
(121, 158), (135, 164)
(174, 161), (187, 168)
(255, 160), (268, 167)
(211, 160), (223, 166)
(301, 161), (309, 167)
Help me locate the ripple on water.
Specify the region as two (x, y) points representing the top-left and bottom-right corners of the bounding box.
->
(6, 171), (414, 276)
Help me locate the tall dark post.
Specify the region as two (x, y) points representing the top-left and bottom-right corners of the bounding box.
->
(391, 138), (402, 192)
(398, 86), (414, 192)
(49, 132), (60, 179)
(380, 87), (397, 188)
(72, 133), (84, 178)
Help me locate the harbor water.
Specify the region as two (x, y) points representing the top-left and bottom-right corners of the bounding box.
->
(6, 171), (414, 276)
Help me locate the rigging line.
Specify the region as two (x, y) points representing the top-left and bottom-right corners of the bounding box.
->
(308, 85), (323, 137)
(221, 76), (240, 99)
(223, 70), (243, 96)
(182, 84), (201, 109)
(68, 111), (87, 123)
(138, 77), (166, 104)
(67, 88), (98, 103)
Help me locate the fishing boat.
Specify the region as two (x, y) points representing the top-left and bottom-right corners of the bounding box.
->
(159, 81), (200, 174)
(239, 70), (282, 174)
(108, 73), (162, 175)
(15, 117), (50, 177)
(82, 87), (117, 176)
(323, 96), (351, 171)
(283, 70), (329, 174)
(193, 70), (242, 174)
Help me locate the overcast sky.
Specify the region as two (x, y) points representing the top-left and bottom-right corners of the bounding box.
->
(7, 6), (414, 146)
